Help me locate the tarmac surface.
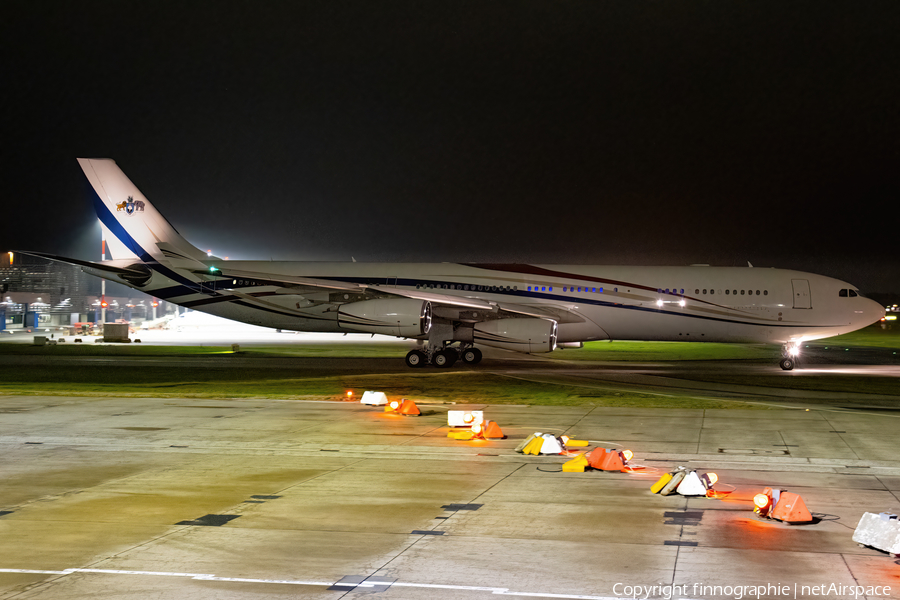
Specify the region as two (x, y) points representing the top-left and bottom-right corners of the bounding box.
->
(1, 323), (899, 599)
(2, 394), (900, 599)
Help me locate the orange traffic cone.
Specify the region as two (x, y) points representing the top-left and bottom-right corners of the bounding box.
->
(770, 492), (812, 523)
(397, 399), (421, 416)
(585, 447), (624, 471)
(584, 447), (605, 468)
(482, 420), (505, 439)
(596, 449), (625, 471)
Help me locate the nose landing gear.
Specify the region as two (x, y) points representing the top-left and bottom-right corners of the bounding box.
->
(780, 342), (801, 370)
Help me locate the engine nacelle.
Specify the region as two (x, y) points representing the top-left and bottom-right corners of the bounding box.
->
(474, 318), (557, 353)
(338, 299), (432, 337)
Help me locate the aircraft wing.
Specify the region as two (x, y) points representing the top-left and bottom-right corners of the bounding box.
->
(193, 267), (365, 292)
(375, 287), (576, 321)
(200, 269), (572, 321)
(373, 286), (496, 310)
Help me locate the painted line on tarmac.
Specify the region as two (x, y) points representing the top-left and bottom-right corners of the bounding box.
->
(0, 567), (658, 599)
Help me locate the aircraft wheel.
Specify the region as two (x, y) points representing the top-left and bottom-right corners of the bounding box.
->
(405, 350), (427, 368)
(462, 347), (483, 365)
(433, 349), (457, 368)
(779, 358), (795, 371)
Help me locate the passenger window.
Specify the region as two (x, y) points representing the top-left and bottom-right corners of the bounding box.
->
(764, 290), (768, 295)
(725, 289), (730, 295)
(695, 289), (700, 294)
(541, 287), (545, 292)
(740, 290), (745, 295)
(756, 290), (760, 295)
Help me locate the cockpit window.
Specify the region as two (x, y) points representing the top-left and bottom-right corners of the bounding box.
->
(839, 289), (848, 297)
(840, 289), (861, 298)
(850, 289), (859, 297)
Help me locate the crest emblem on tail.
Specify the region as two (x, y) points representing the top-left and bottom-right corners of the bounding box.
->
(116, 196), (145, 215)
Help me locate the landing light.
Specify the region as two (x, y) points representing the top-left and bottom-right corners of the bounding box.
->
(656, 299), (664, 307)
(679, 300), (686, 307)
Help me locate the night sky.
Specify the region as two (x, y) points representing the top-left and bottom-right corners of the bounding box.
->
(3, 2), (899, 293)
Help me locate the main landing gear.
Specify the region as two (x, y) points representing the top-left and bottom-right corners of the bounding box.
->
(779, 342), (801, 371)
(405, 345), (482, 368)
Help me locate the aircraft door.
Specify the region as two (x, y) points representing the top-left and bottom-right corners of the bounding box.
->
(791, 279), (811, 309)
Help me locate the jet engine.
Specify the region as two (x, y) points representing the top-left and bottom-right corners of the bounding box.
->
(338, 299), (432, 337)
(473, 318), (557, 353)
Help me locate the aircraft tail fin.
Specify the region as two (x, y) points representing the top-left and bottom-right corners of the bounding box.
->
(79, 158), (208, 268)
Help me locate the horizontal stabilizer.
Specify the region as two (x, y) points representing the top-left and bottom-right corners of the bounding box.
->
(15, 251), (154, 287)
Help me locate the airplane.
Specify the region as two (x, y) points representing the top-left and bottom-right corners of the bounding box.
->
(24, 158), (884, 370)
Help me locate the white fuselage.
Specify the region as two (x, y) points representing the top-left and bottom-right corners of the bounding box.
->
(131, 262), (883, 346)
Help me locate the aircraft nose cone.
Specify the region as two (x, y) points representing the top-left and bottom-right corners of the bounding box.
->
(862, 298), (885, 326)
